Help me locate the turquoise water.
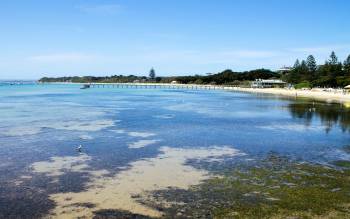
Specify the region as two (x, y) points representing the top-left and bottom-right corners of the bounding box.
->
(0, 84), (349, 217)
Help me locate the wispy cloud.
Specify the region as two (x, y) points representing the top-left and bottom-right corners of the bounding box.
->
(120, 49), (281, 67)
(26, 49), (279, 68)
(77, 4), (122, 15)
(289, 44), (350, 54)
(22, 46), (349, 75)
(219, 50), (279, 59)
(28, 53), (98, 63)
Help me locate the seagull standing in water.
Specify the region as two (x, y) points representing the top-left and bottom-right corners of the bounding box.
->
(76, 144), (83, 152)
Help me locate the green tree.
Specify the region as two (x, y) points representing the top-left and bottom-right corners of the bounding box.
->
(329, 51), (338, 65)
(194, 79), (203, 84)
(149, 68), (156, 80)
(344, 55), (350, 76)
(287, 59), (302, 84)
(314, 52), (343, 87)
(293, 59), (300, 68)
(306, 55), (317, 81)
(306, 55), (317, 72)
(298, 60), (309, 82)
(329, 52), (343, 78)
(300, 60), (308, 72)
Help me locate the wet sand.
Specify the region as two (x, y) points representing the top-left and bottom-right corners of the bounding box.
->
(31, 154), (91, 177)
(128, 139), (160, 149)
(32, 146), (242, 218)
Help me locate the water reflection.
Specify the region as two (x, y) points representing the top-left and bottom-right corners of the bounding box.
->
(288, 100), (350, 133)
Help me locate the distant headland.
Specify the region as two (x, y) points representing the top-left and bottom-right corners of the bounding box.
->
(40, 51), (350, 89)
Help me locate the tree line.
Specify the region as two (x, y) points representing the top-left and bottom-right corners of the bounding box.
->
(39, 75), (148, 83)
(159, 69), (277, 85)
(39, 51), (350, 88)
(283, 52), (350, 88)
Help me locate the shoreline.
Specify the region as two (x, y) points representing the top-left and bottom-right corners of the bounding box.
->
(39, 82), (350, 104)
(232, 87), (350, 104)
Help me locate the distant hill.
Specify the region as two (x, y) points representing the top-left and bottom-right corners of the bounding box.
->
(39, 69), (279, 85)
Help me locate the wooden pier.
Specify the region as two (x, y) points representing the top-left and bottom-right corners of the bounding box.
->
(86, 83), (237, 91)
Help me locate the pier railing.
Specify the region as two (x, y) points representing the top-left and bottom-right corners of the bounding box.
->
(87, 83), (239, 90)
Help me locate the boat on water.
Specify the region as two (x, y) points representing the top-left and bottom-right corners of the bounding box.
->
(80, 84), (90, 89)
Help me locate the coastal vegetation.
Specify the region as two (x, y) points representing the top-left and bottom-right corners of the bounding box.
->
(149, 68), (156, 81)
(143, 153), (350, 219)
(39, 68), (277, 86)
(39, 51), (350, 89)
(283, 52), (350, 88)
(39, 75), (149, 84)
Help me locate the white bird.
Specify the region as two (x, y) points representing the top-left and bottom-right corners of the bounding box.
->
(76, 145), (83, 152)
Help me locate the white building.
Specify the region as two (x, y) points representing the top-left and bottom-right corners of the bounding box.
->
(277, 66), (292, 73)
(251, 79), (286, 88)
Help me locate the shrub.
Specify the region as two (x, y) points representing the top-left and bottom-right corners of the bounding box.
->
(294, 81), (311, 89)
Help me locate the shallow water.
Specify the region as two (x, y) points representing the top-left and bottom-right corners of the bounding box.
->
(0, 84), (349, 218)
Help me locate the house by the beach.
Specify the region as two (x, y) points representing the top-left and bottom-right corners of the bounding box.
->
(277, 66), (292, 74)
(251, 79), (287, 88)
(344, 85), (350, 93)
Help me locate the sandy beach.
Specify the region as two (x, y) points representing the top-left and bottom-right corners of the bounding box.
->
(228, 87), (350, 104)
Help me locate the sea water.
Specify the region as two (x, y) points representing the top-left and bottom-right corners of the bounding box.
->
(0, 83), (349, 217)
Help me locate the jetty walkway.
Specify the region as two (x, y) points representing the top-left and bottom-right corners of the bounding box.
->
(87, 83), (237, 90)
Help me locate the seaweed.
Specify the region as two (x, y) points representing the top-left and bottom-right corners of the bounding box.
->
(93, 209), (154, 219)
(145, 156), (350, 218)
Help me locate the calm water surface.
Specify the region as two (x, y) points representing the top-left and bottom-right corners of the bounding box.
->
(0, 84), (349, 218)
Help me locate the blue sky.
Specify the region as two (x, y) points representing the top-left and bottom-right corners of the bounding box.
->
(1, 0), (350, 79)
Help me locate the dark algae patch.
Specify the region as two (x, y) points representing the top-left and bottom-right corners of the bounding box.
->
(333, 145), (350, 168)
(146, 155), (350, 219)
(0, 183), (55, 219)
(333, 160), (350, 168)
(93, 209), (153, 219)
